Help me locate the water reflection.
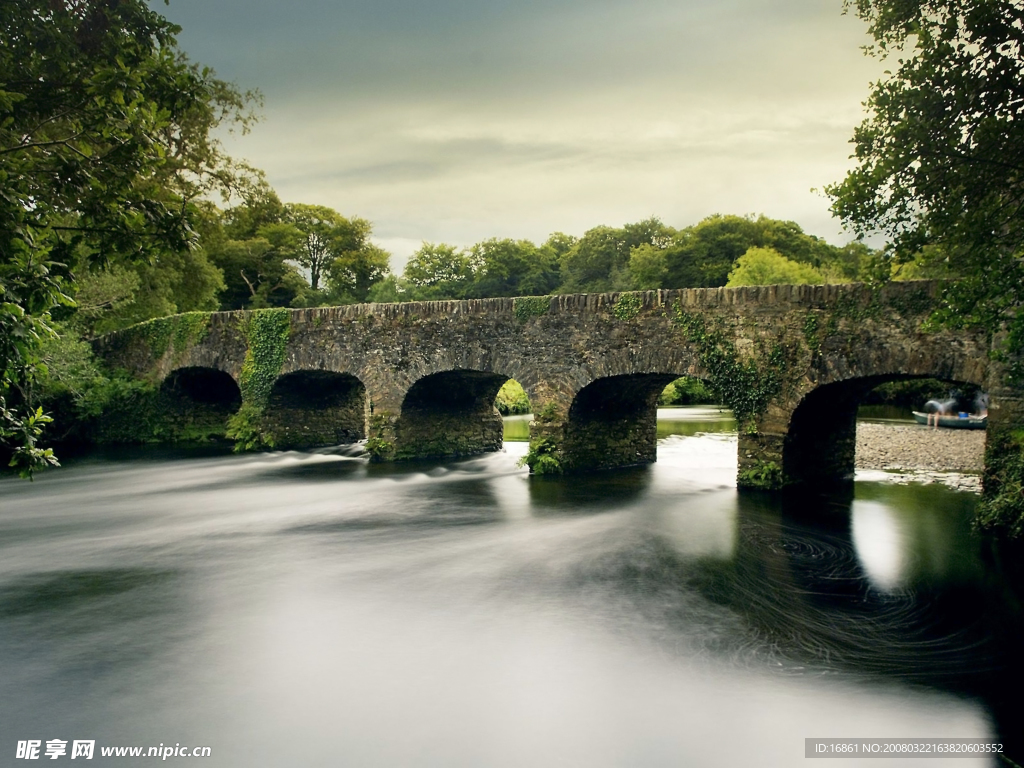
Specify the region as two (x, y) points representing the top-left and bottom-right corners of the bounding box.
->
(0, 413), (1019, 767)
(852, 501), (910, 592)
(712, 488), (994, 687)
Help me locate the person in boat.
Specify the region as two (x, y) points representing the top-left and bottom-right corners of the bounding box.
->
(974, 392), (989, 418)
(923, 397), (957, 429)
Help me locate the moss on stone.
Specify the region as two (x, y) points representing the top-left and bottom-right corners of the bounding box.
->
(737, 460), (788, 490)
(237, 309), (290, 408)
(513, 296), (551, 323)
(130, 312), (212, 361)
(612, 292), (642, 321)
(222, 308), (291, 452)
(979, 426), (1024, 538)
(365, 412), (396, 461)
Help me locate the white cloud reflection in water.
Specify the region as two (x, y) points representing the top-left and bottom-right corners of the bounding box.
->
(851, 501), (912, 593)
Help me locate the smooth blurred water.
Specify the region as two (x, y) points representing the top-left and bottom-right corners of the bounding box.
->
(0, 413), (1020, 767)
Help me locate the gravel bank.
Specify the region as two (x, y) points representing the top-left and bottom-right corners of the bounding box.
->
(855, 421), (985, 491)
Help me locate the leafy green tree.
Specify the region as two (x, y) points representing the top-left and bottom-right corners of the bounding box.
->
(366, 275), (411, 303)
(0, 0), (259, 474)
(544, 232), (578, 262)
(658, 214), (764, 288)
(283, 204), (344, 292)
(220, 176), (286, 241)
(60, 264), (141, 339)
(278, 205), (390, 303)
(403, 243), (474, 300)
(559, 218), (674, 293)
(826, 0), (1024, 535)
(627, 243), (670, 289)
(466, 238), (560, 298)
(97, 248), (224, 332)
(494, 380), (531, 415)
(823, 241), (880, 282)
(210, 237), (304, 309)
(827, 0), (1024, 343)
(326, 242), (391, 304)
(726, 247), (825, 287)
(627, 214), (871, 289)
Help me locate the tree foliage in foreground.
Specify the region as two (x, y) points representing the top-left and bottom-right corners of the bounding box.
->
(1, 0), (259, 475)
(827, 0), (1024, 359)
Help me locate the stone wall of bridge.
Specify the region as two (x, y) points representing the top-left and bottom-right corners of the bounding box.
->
(93, 281), (1007, 489)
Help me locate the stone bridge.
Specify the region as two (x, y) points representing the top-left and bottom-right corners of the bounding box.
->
(94, 281), (1016, 489)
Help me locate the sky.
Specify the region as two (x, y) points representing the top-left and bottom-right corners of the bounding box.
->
(158, 0), (885, 270)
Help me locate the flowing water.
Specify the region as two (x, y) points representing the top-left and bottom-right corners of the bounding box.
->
(1, 407), (1021, 767)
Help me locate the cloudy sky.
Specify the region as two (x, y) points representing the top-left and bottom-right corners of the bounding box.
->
(160, 0), (884, 268)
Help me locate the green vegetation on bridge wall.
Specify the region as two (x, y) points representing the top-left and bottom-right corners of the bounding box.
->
(226, 309), (291, 451)
(671, 302), (794, 436)
(132, 312), (213, 363)
(512, 296), (550, 323)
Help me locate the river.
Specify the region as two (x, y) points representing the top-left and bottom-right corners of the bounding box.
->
(1, 407), (1021, 766)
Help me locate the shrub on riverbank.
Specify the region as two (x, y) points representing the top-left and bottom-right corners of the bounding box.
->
(496, 380), (530, 415)
(659, 378), (717, 406)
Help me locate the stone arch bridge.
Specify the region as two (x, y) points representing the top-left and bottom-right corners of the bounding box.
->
(94, 281), (1015, 489)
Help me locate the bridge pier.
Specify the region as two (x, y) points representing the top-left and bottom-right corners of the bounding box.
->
(562, 374), (676, 471)
(982, 386), (1024, 503)
(525, 374), (678, 474)
(261, 371), (367, 450)
(771, 381), (880, 490)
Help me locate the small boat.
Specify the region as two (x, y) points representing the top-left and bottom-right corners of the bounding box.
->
(912, 411), (987, 430)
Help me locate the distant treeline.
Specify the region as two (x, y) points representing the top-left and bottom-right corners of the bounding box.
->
(68, 185), (953, 341)
(371, 214), (893, 305)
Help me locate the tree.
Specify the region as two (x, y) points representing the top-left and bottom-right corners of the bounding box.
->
(403, 243), (474, 300)
(726, 247), (825, 287)
(327, 243), (390, 304)
(0, 0), (259, 474)
(827, 0), (1024, 341)
(283, 204), (342, 292)
(626, 214), (874, 289)
(627, 243), (670, 289)
(278, 204), (389, 303)
(220, 175), (286, 241)
(465, 238), (560, 298)
(559, 218), (674, 293)
(210, 237), (304, 309)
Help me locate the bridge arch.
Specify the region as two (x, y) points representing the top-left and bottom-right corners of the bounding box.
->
(393, 368), (511, 459)
(159, 366), (242, 440)
(782, 373), (988, 487)
(161, 366), (241, 403)
(559, 373), (690, 471)
(261, 370), (367, 450)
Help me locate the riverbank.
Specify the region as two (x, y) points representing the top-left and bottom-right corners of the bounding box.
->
(855, 421), (985, 491)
